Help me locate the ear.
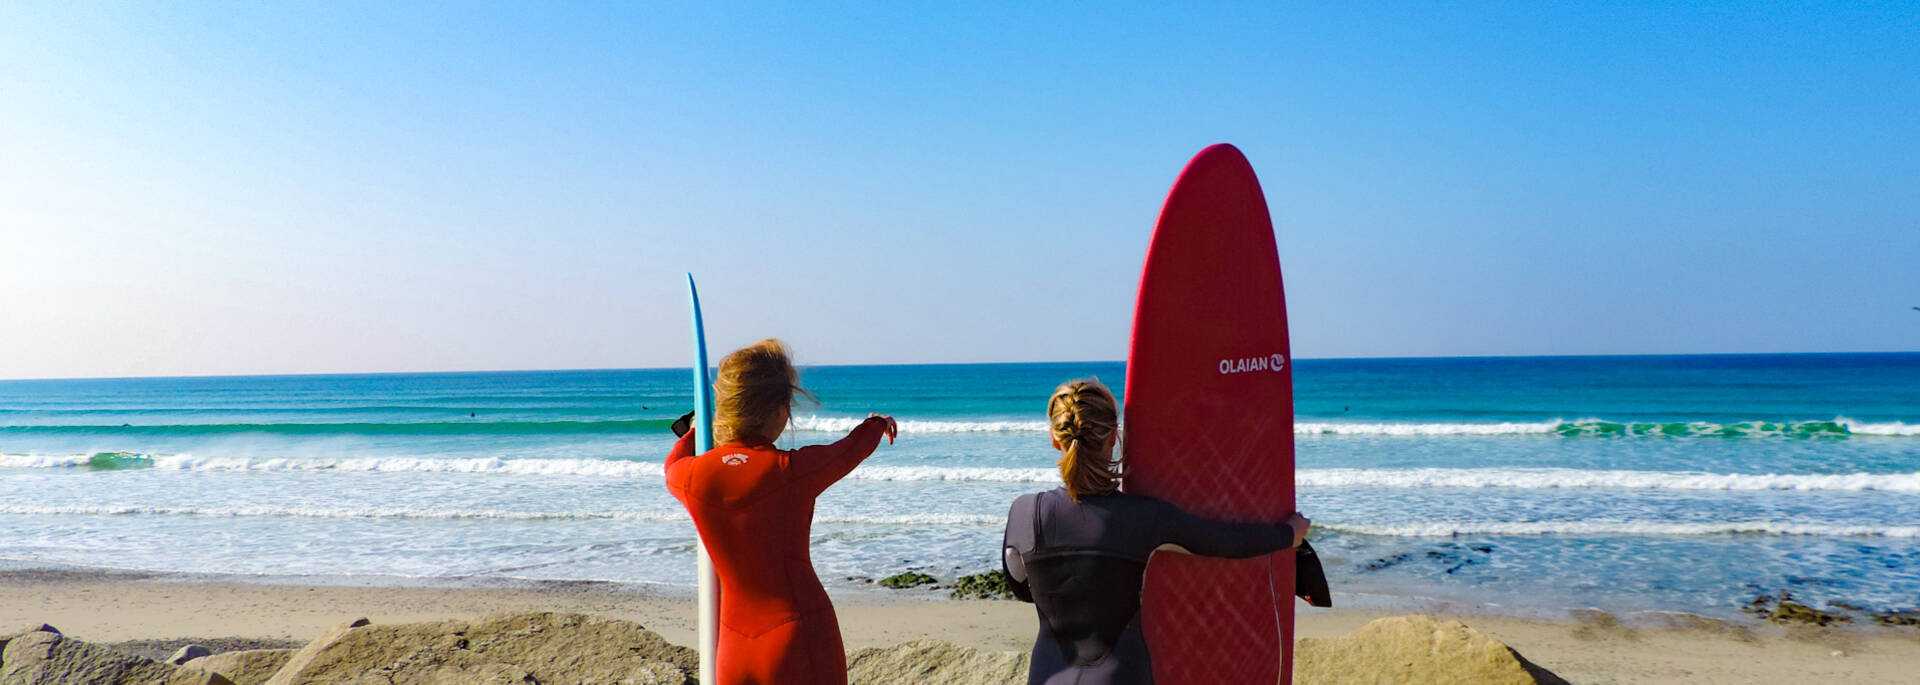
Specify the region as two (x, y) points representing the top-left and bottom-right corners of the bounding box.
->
(1051, 436), (1062, 451)
(1104, 431), (1119, 452)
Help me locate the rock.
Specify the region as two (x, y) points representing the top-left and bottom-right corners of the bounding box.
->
(0, 628), (234, 685)
(949, 571), (1017, 600)
(879, 571), (938, 589)
(262, 611), (694, 685)
(168, 644), (214, 665)
(1294, 615), (1569, 685)
(846, 640), (1029, 685)
(1743, 592), (1852, 627)
(184, 649), (296, 685)
(263, 617), (370, 685)
(1871, 608), (1920, 627)
(0, 625), (57, 669)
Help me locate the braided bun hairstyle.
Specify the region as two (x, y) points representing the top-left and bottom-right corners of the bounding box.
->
(1047, 379), (1121, 501)
(714, 339), (815, 443)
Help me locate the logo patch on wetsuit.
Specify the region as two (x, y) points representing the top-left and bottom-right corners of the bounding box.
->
(1218, 353), (1286, 375)
(720, 453), (749, 466)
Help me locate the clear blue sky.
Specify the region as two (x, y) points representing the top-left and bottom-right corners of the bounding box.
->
(3, 2), (1916, 379)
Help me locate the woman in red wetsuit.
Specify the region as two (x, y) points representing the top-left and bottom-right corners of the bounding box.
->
(664, 339), (898, 685)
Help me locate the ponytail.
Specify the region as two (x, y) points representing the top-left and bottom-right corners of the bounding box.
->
(1047, 379), (1121, 501)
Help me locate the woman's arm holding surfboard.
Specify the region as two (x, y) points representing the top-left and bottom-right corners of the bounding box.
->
(666, 430), (696, 467)
(661, 430), (697, 501)
(1152, 500), (1307, 558)
(789, 414), (897, 493)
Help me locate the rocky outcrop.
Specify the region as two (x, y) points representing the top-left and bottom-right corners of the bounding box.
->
(183, 649), (296, 685)
(263, 611), (694, 685)
(0, 611), (1570, 685)
(1294, 615), (1569, 685)
(846, 640), (1029, 685)
(0, 625), (233, 685)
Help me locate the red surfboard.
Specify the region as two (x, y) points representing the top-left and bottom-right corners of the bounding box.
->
(1124, 143), (1295, 684)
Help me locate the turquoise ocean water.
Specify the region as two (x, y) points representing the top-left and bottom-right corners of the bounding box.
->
(2, 353), (1917, 619)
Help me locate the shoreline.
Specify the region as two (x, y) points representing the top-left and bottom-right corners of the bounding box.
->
(7, 569), (1920, 684)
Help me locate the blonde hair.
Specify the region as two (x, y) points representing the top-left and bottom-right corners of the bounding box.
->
(1047, 379), (1121, 501)
(714, 339), (814, 443)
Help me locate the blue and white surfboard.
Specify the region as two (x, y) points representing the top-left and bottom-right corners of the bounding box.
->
(686, 274), (718, 685)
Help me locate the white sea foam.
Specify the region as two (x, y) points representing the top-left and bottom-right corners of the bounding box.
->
(5, 501), (1908, 538)
(1294, 421), (1560, 436)
(143, 455), (668, 477)
(789, 416), (1920, 437)
(851, 465), (1058, 482)
(1328, 520), (1920, 538)
(1838, 417), (1920, 436)
(1298, 468), (1920, 493)
(788, 416), (1050, 433)
(0, 454), (96, 469)
(7, 453), (1920, 492)
(0, 503), (1000, 526)
(0, 504), (666, 521)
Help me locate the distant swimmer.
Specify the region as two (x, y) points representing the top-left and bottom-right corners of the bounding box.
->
(470, 412), (476, 417)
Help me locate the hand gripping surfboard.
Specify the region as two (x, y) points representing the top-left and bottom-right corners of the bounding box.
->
(1123, 144), (1297, 683)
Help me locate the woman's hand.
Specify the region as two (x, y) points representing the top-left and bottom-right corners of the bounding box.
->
(868, 413), (898, 444)
(1285, 512), (1311, 548)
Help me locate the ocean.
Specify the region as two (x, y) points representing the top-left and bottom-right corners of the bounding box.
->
(2, 353), (1916, 619)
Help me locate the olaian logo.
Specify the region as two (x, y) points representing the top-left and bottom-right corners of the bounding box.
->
(720, 453), (750, 466)
(1219, 353), (1287, 375)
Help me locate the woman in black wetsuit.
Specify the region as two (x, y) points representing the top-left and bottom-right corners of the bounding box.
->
(1001, 379), (1309, 685)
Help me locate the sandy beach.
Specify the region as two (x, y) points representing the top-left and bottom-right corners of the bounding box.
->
(4, 570), (1916, 684)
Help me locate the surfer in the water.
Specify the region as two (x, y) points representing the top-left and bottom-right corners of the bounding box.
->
(663, 339), (898, 685)
(1002, 379), (1309, 685)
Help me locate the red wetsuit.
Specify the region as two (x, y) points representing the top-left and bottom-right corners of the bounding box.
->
(664, 417), (889, 685)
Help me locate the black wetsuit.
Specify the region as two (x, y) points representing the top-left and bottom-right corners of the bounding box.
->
(1001, 488), (1295, 685)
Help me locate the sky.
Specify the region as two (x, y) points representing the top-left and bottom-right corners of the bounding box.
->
(2, 2), (1916, 379)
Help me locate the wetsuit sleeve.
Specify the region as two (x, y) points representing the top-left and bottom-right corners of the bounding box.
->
(1153, 498), (1294, 559)
(663, 431), (695, 501)
(787, 416), (888, 494)
(1001, 495), (1035, 603)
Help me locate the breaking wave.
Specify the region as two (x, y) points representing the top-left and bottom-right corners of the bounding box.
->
(1298, 467), (1920, 493)
(6, 454), (1918, 493)
(1327, 520), (1920, 538)
(2, 417), (1911, 439)
(0, 503), (998, 526)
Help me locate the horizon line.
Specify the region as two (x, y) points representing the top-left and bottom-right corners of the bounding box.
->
(3, 349), (1917, 384)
